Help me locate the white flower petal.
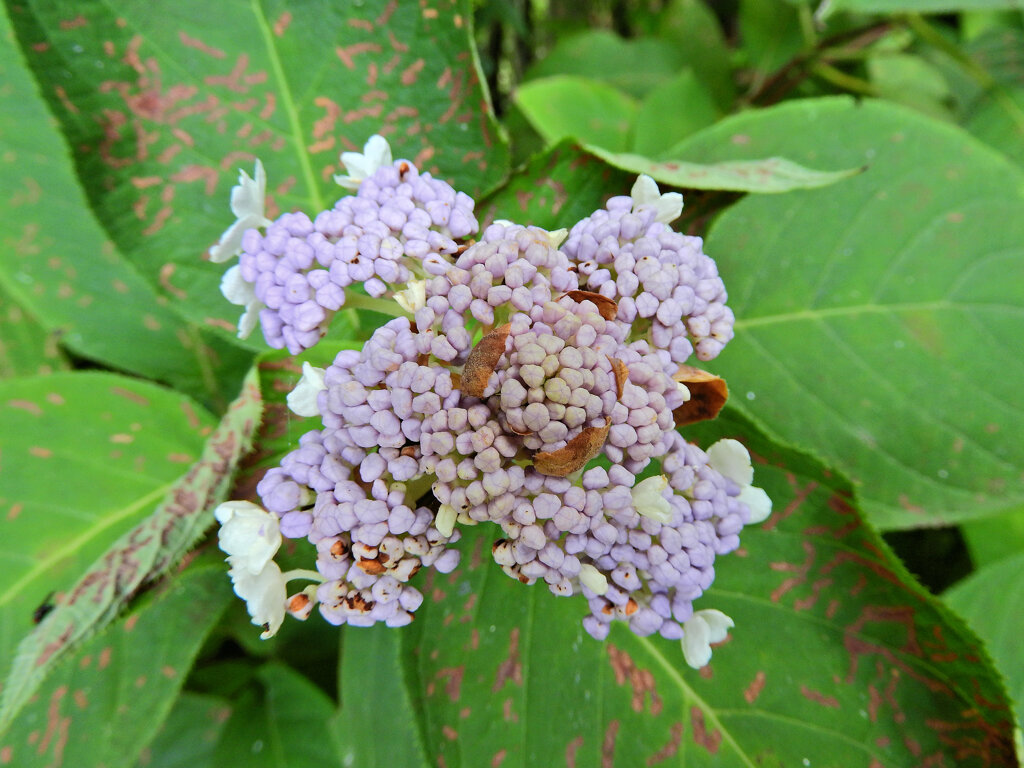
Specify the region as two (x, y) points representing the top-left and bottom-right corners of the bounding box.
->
(394, 280), (427, 314)
(578, 564), (609, 595)
(215, 500), (282, 574)
(287, 363), (327, 417)
(209, 160), (269, 263)
(739, 485), (772, 524)
(681, 609), (734, 669)
(632, 475), (673, 523)
(630, 173), (683, 224)
(220, 265), (263, 339)
(435, 503), (457, 537)
(334, 134), (393, 189)
(546, 228), (569, 249)
(706, 438), (754, 487)
(227, 558), (287, 639)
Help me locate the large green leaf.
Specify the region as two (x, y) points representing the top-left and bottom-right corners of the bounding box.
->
(944, 552), (1024, 731)
(332, 411), (1015, 767)
(0, 4), (252, 405)
(134, 692), (232, 768)
(6, 0), (509, 332)
(515, 76), (638, 152)
(672, 97), (1024, 529)
(821, 0), (1024, 15)
(0, 367), (262, 732)
(0, 562), (232, 768)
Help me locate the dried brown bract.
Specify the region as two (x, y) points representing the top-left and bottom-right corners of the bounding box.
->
(672, 365), (728, 426)
(562, 290), (618, 321)
(461, 322), (511, 397)
(534, 423), (611, 476)
(609, 357), (629, 398)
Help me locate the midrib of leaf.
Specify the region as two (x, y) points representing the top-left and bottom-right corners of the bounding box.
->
(732, 299), (1024, 330)
(250, 0), (325, 214)
(0, 483), (167, 609)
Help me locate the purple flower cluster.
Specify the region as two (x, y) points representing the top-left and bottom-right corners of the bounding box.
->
(217, 139), (766, 651)
(562, 196), (735, 363)
(236, 160), (478, 353)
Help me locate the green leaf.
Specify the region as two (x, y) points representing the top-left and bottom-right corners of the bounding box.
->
(671, 97), (1024, 529)
(960, 505), (1024, 565)
(134, 692), (232, 768)
(331, 625), (431, 768)
(822, 0), (1024, 16)
(0, 5), (253, 405)
(382, 411), (1015, 767)
(738, 0), (806, 77)
(523, 29), (690, 99)
(211, 664), (337, 768)
(0, 285), (68, 377)
(515, 76), (638, 152)
(7, 0), (508, 332)
(944, 551), (1024, 731)
(585, 143), (863, 192)
(0, 562), (232, 768)
(632, 69), (720, 157)
(868, 53), (955, 120)
(0, 368), (262, 732)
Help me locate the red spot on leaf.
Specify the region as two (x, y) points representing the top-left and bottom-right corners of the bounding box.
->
(744, 671), (766, 704)
(800, 684), (840, 708)
(601, 719), (619, 768)
(690, 707), (721, 754)
(178, 32), (225, 59)
(565, 735), (584, 768)
(273, 11), (292, 36)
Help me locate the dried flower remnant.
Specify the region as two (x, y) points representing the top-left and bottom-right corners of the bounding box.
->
(209, 134), (769, 668)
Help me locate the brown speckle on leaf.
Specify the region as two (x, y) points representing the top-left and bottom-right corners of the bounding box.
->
(672, 365), (728, 426)
(462, 323), (510, 397)
(533, 423), (610, 476)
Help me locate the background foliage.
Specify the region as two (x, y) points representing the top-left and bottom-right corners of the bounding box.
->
(2, 0), (1023, 766)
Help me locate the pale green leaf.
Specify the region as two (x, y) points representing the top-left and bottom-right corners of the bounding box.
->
(515, 76), (638, 152)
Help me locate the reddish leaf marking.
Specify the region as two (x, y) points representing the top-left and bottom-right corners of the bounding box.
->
(72, 689), (88, 709)
(492, 628), (522, 691)
(845, 606), (950, 694)
(59, 15), (87, 29)
(39, 685), (70, 762)
(762, 475), (817, 531)
(6, 502), (24, 521)
(335, 42), (383, 70)
(607, 644), (662, 714)
(7, 399), (43, 415)
(491, 748), (507, 767)
(646, 722), (683, 765)
(158, 263), (187, 300)
(401, 59), (426, 86)
(29, 446), (53, 458)
(800, 684), (840, 708)
(565, 735), (584, 768)
(272, 11), (292, 37)
(178, 32), (225, 59)
(690, 707), (721, 754)
(377, 0), (398, 26)
(434, 666), (464, 701)
(769, 540), (814, 604)
(898, 494), (927, 516)
(502, 697), (518, 723)
(601, 720), (619, 768)
(442, 725), (458, 741)
(348, 18), (373, 32)
(1, 746), (11, 764)
(744, 671), (766, 704)
(172, 166), (219, 196)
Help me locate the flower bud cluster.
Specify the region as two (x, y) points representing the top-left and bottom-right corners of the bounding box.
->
(210, 136), (769, 667)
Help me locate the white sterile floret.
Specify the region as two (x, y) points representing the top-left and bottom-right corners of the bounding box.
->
(209, 160), (270, 263)
(220, 265), (263, 339)
(631, 475), (673, 523)
(334, 134), (393, 189)
(394, 280), (427, 313)
(214, 500), (282, 574)
(546, 228), (569, 249)
(706, 439), (754, 486)
(681, 609), (734, 669)
(578, 564), (609, 595)
(630, 174), (683, 224)
(706, 438), (772, 523)
(287, 363), (327, 417)
(227, 557), (287, 639)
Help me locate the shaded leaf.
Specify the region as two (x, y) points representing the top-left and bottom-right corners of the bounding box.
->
(633, 69), (720, 157)
(944, 551), (1024, 731)
(0, 6), (253, 405)
(515, 76), (638, 152)
(675, 97), (1024, 529)
(0, 562), (232, 768)
(0, 367), (262, 732)
(384, 410), (1015, 767)
(586, 143), (863, 192)
(7, 0), (508, 333)
(134, 691), (232, 768)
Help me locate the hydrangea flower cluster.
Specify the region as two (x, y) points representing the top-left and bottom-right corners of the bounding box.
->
(210, 136), (770, 668)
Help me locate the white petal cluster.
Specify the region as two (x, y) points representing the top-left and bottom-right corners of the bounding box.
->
(706, 439), (772, 524)
(682, 609), (734, 669)
(630, 174), (684, 225)
(334, 135), (393, 190)
(214, 501), (286, 638)
(287, 363), (327, 417)
(631, 475), (673, 523)
(220, 265), (263, 340)
(209, 160), (271, 263)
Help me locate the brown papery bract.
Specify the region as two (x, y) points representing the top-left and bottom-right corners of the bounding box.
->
(672, 365), (728, 426)
(533, 423), (611, 476)
(561, 290), (619, 321)
(461, 322), (511, 397)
